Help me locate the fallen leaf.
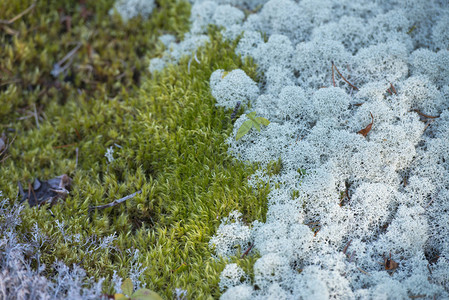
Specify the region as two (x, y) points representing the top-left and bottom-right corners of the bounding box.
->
(357, 112), (374, 137)
(131, 289), (163, 300)
(383, 253), (399, 271)
(236, 119), (253, 140)
(121, 278), (134, 297)
(19, 174), (72, 207)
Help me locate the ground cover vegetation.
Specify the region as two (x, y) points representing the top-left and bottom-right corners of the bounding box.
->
(198, 0), (449, 298)
(0, 0), (270, 298)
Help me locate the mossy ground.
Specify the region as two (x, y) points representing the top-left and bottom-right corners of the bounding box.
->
(0, 0), (268, 298)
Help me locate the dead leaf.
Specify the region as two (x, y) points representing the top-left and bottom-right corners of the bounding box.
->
(357, 112), (374, 137)
(383, 253), (399, 271)
(19, 174), (72, 207)
(378, 252), (399, 275)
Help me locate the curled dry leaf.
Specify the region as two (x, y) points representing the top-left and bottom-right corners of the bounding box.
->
(379, 252), (399, 274)
(18, 174), (72, 207)
(357, 112), (374, 137)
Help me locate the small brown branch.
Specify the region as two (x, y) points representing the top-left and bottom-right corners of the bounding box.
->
(0, 134), (16, 157)
(89, 190), (142, 211)
(343, 240), (352, 255)
(241, 243), (253, 259)
(424, 199), (434, 209)
(0, 154), (10, 163)
(0, 1), (36, 25)
(332, 62), (335, 87)
(390, 83), (397, 95)
(412, 109), (439, 119)
(1, 25), (18, 35)
(332, 61), (359, 91)
(423, 120), (433, 132)
(348, 251), (356, 263)
(74, 127), (82, 141)
(409, 295), (426, 299)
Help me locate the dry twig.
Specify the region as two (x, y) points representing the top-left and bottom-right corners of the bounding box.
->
(412, 109), (439, 119)
(0, 1), (36, 25)
(240, 243), (253, 259)
(332, 61), (359, 91)
(89, 190), (142, 211)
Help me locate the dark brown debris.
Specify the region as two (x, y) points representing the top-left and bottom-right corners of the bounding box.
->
(18, 174), (72, 207)
(357, 112), (374, 137)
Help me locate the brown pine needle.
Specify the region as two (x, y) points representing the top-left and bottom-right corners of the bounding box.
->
(412, 109), (439, 119)
(343, 240), (352, 255)
(357, 267), (371, 275)
(332, 62), (336, 87)
(390, 83), (397, 95)
(332, 61), (359, 91)
(241, 243), (253, 259)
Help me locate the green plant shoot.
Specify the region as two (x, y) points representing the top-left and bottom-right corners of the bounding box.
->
(115, 278), (163, 300)
(236, 111), (270, 141)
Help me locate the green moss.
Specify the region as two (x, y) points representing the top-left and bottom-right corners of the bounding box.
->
(0, 1), (269, 298)
(266, 157), (283, 176)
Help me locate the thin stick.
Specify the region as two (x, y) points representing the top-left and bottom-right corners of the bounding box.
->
(0, 154), (9, 163)
(0, 1), (36, 25)
(332, 62), (335, 87)
(390, 83), (397, 95)
(58, 43), (82, 66)
(424, 199), (434, 209)
(423, 120), (433, 132)
(51, 43), (82, 77)
(33, 103), (40, 129)
(74, 127), (81, 140)
(332, 61), (359, 91)
(0, 134), (17, 157)
(89, 190), (142, 211)
(342, 240), (352, 255)
(75, 147), (79, 169)
(410, 295), (426, 299)
(349, 251), (355, 263)
(357, 267), (370, 275)
(240, 243), (253, 259)
(412, 109), (439, 119)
